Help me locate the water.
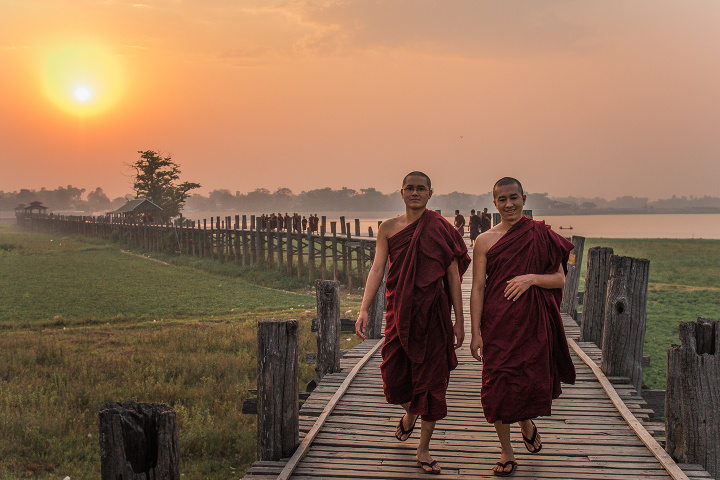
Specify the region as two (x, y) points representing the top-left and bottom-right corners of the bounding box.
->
(319, 213), (720, 239)
(4, 210), (718, 239)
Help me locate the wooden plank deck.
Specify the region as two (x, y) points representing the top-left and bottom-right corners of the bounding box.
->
(243, 246), (711, 480)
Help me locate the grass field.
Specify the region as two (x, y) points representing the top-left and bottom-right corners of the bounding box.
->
(0, 224), (362, 479)
(1, 225), (718, 478)
(578, 238), (720, 388)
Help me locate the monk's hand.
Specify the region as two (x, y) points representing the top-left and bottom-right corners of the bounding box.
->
(504, 274), (535, 302)
(470, 334), (484, 362)
(355, 311), (368, 339)
(453, 322), (465, 349)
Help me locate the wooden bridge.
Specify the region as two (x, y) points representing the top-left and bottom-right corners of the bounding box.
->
(243, 262), (712, 480)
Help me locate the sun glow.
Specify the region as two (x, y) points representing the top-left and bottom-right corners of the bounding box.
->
(40, 44), (125, 116)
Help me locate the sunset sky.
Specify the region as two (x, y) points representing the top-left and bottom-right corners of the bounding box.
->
(1, 1), (719, 200)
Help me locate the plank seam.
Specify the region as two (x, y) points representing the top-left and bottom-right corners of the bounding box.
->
(275, 337), (384, 480)
(567, 337), (690, 480)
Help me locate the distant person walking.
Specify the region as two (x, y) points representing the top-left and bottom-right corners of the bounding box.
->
(468, 209), (481, 243)
(454, 210), (466, 237)
(480, 207), (492, 233)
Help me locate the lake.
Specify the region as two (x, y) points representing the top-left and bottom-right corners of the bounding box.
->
(311, 213), (720, 239)
(4, 210), (719, 239)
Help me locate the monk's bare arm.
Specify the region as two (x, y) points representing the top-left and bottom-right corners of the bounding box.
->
(469, 236), (489, 362)
(354, 221), (391, 339)
(504, 265), (566, 302)
(446, 258), (464, 349)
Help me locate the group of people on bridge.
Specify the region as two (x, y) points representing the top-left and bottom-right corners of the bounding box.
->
(454, 207), (492, 242)
(257, 212), (321, 234)
(356, 172), (575, 477)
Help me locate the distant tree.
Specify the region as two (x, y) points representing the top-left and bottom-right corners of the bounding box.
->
(86, 187), (112, 212)
(130, 150), (200, 219)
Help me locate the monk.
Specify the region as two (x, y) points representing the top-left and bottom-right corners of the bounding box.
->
(454, 209), (466, 237)
(356, 171), (470, 474)
(480, 207), (492, 233)
(468, 209), (481, 243)
(470, 177), (576, 476)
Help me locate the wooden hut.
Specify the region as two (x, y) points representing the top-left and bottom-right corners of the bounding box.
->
(110, 198), (163, 223)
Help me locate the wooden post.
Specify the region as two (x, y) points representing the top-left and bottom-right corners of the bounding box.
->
(354, 219), (360, 237)
(366, 264), (388, 339)
(202, 220), (207, 259)
(251, 216), (259, 266)
(666, 318), (719, 479)
(297, 231), (304, 278)
(315, 280), (341, 380)
(308, 230), (315, 283)
(339, 216), (346, 235)
(99, 401), (179, 480)
(600, 255), (650, 393)
(256, 319), (299, 461)
(560, 235), (585, 320)
(579, 247), (614, 347)
(286, 227), (292, 276)
(320, 229), (327, 281)
(341, 231), (349, 286)
(331, 222), (338, 281)
(266, 221), (273, 268)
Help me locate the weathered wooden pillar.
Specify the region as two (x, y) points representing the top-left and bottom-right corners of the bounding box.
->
(579, 247), (614, 347)
(286, 228), (292, 276)
(99, 401), (179, 480)
(366, 264), (388, 339)
(354, 219), (361, 237)
(320, 229), (327, 281)
(315, 280), (340, 380)
(666, 318), (720, 479)
(277, 224), (284, 271)
(296, 232), (303, 278)
(339, 216), (346, 235)
(330, 222), (338, 281)
(600, 255), (650, 393)
(560, 235), (585, 319)
(342, 231), (350, 288)
(256, 319), (299, 461)
(266, 222), (273, 268)
(308, 230), (315, 282)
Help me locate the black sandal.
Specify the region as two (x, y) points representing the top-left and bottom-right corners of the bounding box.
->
(395, 414), (418, 441)
(522, 420), (542, 453)
(417, 459), (441, 474)
(493, 460), (517, 476)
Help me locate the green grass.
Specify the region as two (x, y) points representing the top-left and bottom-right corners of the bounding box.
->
(579, 238), (720, 389)
(0, 224), (362, 479)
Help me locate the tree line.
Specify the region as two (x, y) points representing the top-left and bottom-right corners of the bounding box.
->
(4, 185), (720, 216)
(4, 148), (720, 217)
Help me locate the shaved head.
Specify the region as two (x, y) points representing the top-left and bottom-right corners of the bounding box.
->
(403, 171), (431, 189)
(493, 177), (524, 197)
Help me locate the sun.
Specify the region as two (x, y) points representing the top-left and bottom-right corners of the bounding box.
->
(40, 44), (125, 117)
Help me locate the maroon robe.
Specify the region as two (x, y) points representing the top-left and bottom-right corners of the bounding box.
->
(481, 216), (576, 424)
(381, 209), (470, 421)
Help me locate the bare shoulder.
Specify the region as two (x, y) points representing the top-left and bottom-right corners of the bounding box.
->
(378, 215), (406, 240)
(474, 226), (506, 255)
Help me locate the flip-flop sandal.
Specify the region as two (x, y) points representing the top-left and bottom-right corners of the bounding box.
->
(417, 459), (441, 474)
(395, 414), (418, 441)
(493, 460), (517, 476)
(522, 420), (542, 453)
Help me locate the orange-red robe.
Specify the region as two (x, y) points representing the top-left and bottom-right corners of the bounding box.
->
(481, 216), (576, 424)
(381, 210), (470, 421)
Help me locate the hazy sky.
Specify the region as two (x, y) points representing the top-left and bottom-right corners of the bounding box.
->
(1, 1), (719, 200)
